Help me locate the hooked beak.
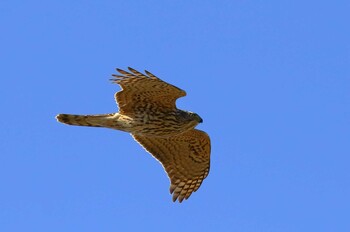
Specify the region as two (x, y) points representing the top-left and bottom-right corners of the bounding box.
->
(198, 116), (203, 123)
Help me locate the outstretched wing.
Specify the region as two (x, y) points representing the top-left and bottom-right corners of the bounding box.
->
(132, 129), (211, 203)
(111, 67), (186, 115)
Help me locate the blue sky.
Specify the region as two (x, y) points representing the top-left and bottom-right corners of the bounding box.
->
(1, 1), (349, 231)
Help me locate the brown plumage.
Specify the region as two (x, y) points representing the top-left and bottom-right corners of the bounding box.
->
(56, 67), (211, 202)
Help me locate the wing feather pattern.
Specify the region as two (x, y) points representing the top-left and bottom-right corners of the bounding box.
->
(132, 129), (211, 202)
(111, 67), (186, 114)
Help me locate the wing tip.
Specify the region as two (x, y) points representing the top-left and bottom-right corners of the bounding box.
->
(144, 70), (158, 79)
(116, 68), (125, 73)
(127, 67), (136, 72)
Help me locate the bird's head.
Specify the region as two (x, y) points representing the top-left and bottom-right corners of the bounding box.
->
(189, 112), (203, 123)
(177, 110), (203, 125)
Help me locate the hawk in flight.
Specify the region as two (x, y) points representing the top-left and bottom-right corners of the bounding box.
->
(56, 67), (211, 202)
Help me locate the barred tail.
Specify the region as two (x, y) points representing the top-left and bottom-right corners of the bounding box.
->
(56, 113), (115, 127)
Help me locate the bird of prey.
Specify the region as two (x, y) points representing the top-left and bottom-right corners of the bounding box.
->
(56, 67), (211, 202)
